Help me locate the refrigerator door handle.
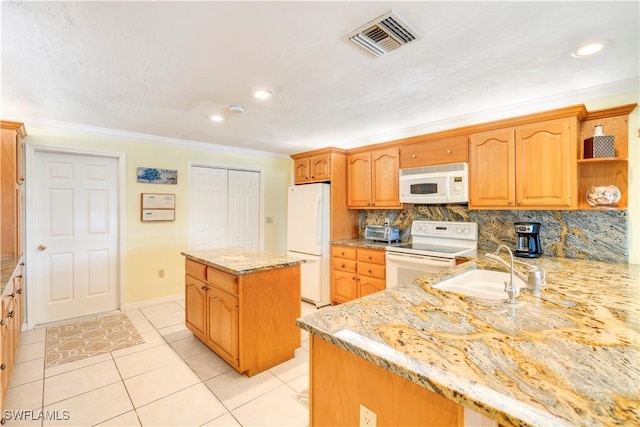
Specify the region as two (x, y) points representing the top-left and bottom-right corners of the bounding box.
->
(316, 195), (322, 246)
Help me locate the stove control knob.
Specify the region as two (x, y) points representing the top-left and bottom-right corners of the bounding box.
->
(463, 227), (470, 234)
(455, 227), (462, 234)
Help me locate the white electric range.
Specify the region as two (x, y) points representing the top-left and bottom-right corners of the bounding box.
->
(385, 220), (478, 287)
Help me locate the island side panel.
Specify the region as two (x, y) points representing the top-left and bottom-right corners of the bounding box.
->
(240, 264), (301, 376)
(310, 335), (463, 427)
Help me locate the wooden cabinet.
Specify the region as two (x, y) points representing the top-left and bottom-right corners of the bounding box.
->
(310, 335), (465, 426)
(331, 245), (385, 304)
(400, 135), (468, 169)
(577, 104), (636, 210)
(1, 121), (26, 258)
(291, 148), (359, 240)
(469, 117), (578, 209)
(293, 154), (331, 183)
(1, 260), (23, 423)
(347, 147), (401, 209)
(184, 258), (300, 376)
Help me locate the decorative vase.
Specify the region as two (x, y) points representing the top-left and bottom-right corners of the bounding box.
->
(593, 125), (604, 137)
(586, 185), (621, 207)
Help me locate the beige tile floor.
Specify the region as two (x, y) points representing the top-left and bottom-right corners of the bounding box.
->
(5, 299), (319, 426)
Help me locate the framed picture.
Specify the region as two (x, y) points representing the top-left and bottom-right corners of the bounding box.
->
(141, 193), (175, 222)
(137, 167), (177, 184)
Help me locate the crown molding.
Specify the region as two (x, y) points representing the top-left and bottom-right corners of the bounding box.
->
(337, 78), (639, 149)
(21, 119), (290, 159)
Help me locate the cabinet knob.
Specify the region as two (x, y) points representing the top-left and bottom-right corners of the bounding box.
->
(0, 363), (5, 370)
(517, 200), (522, 205)
(411, 154), (417, 158)
(368, 270), (372, 274)
(201, 285), (208, 291)
(446, 149), (452, 154)
(16, 289), (22, 294)
(8, 311), (14, 318)
(341, 263), (346, 268)
(37, 244), (47, 251)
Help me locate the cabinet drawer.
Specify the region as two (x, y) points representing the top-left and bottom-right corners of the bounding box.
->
(357, 248), (385, 265)
(331, 245), (357, 260)
(185, 259), (207, 282)
(331, 257), (357, 273)
(400, 136), (468, 168)
(357, 261), (386, 279)
(206, 267), (238, 295)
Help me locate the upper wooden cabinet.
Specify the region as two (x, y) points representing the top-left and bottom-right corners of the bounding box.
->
(290, 148), (359, 239)
(347, 147), (402, 209)
(469, 117), (578, 209)
(400, 136), (468, 169)
(293, 153), (331, 183)
(1, 120), (26, 258)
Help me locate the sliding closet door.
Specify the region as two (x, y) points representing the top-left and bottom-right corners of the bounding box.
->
(227, 170), (259, 250)
(188, 166), (259, 250)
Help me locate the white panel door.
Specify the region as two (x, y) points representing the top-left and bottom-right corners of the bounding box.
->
(188, 167), (259, 251)
(228, 170), (259, 250)
(33, 151), (119, 325)
(189, 167), (228, 250)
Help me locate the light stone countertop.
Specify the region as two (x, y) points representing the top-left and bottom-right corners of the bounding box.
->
(296, 256), (640, 426)
(181, 248), (302, 275)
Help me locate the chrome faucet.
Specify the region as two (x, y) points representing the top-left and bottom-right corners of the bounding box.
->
(485, 246), (546, 299)
(490, 245), (519, 304)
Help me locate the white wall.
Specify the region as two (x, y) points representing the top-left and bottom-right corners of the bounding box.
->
(23, 124), (293, 303)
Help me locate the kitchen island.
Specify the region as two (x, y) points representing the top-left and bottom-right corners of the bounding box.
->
(296, 256), (639, 426)
(182, 248), (302, 376)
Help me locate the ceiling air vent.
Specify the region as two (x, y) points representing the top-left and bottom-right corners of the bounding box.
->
(345, 11), (421, 58)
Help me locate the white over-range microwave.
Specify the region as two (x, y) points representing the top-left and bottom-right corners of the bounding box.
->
(399, 162), (468, 204)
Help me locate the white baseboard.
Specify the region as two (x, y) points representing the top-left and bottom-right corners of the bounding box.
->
(124, 293), (184, 311)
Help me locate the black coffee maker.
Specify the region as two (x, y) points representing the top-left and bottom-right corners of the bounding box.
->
(514, 222), (542, 258)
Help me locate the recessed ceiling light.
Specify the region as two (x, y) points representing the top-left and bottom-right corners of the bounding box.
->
(229, 105), (244, 113)
(253, 90), (272, 100)
(571, 42), (605, 58)
(210, 115), (225, 122)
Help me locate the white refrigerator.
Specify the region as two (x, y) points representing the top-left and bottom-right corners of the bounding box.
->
(286, 183), (331, 308)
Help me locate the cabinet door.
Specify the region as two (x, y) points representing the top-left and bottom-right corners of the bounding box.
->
(294, 158), (311, 183)
(310, 154), (331, 181)
(207, 287), (239, 366)
(332, 270), (358, 304)
(359, 275), (386, 298)
(515, 118), (575, 208)
(185, 275), (207, 341)
(370, 147), (401, 208)
(468, 129), (516, 208)
(347, 152), (371, 207)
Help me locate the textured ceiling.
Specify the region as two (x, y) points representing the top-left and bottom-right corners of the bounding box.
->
(1, 1), (638, 155)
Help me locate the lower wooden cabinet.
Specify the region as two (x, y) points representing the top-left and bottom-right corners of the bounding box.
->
(184, 258), (300, 376)
(1, 260), (23, 424)
(331, 245), (386, 304)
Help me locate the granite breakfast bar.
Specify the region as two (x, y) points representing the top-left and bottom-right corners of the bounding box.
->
(297, 256), (639, 426)
(182, 248), (303, 376)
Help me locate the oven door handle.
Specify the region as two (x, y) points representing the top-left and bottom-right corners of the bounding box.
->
(385, 252), (453, 268)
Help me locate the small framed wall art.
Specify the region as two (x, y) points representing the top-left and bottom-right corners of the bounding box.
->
(141, 193), (175, 222)
(137, 167), (178, 184)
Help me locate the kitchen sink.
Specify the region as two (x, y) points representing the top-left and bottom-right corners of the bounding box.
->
(432, 269), (527, 300)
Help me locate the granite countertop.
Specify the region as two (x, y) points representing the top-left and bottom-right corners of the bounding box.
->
(182, 248), (303, 275)
(296, 256), (640, 426)
(331, 238), (402, 250)
(1, 256), (22, 295)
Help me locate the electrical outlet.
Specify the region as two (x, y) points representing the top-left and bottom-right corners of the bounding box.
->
(359, 404), (377, 427)
(384, 217), (390, 226)
(158, 269), (164, 278)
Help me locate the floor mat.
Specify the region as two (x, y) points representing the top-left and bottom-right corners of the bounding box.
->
(45, 313), (144, 367)
(296, 388), (309, 408)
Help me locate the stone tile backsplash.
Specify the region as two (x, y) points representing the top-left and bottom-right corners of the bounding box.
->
(360, 205), (628, 263)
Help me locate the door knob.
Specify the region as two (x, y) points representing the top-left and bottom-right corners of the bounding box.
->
(37, 244), (47, 251)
